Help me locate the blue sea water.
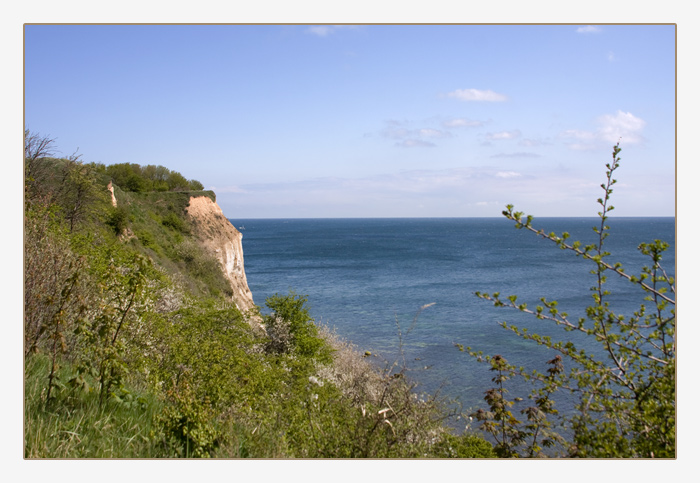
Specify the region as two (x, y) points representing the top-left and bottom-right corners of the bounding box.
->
(230, 217), (675, 423)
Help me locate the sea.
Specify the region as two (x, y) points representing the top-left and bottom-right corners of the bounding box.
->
(229, 217), (676, 427)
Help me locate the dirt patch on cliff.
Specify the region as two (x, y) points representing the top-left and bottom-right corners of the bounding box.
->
(186, 195), (230, 227)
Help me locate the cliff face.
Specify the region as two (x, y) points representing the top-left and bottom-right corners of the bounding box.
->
(185, 195), (256, 315)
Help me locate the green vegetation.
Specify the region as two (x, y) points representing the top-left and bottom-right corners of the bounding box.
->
(99, 161), (206, 193)
(464, 144), (675, 457)
(25, 131), (674, 458)
(24, 131), (493, 458)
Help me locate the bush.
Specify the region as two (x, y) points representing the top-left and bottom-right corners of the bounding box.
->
(155, 382), (220, 458)
(106, 206), (130, 235)
(264, 292), (331, 362)
(263, 315), (294, 355)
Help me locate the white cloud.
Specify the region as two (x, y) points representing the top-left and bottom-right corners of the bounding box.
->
(607, 51), (616, 62)
(486, 130), (521, 141)
(577, 25), (602, 34)
(560, 111), (646, 150)
(447, 88), (507, 102)
(597, 111), (646, 143)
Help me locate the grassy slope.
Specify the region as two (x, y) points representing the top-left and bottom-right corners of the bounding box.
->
(24, 157), (495, 458)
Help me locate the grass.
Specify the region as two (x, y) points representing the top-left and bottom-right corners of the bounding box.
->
(24, 354), (165, 458)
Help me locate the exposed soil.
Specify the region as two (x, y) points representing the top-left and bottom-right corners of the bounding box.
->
(186, 196), (257, 316)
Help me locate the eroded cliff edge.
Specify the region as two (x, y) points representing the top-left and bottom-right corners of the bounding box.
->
(185, 195), (256, 315)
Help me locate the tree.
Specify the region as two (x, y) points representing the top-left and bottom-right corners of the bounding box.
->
(142, 164), (172, 191)
(466, 144), (675, 458)
(25, 129), (58, 204)
(166, 171), (190, 191)
(24, 129), (57, 163)
(107, 163), (148, 192)
(60, 160), (108, 231)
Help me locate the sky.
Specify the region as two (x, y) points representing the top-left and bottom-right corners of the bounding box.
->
(24, 24), (676, 218)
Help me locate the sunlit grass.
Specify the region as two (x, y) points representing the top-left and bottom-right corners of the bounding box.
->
(24, 354), (165, 458)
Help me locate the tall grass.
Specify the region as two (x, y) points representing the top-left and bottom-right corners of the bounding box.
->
(24, 354), (165, 458)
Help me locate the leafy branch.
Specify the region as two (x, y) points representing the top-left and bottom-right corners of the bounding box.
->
(463, 144), (675, 458)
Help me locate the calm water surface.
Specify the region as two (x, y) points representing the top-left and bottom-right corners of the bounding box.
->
(230, 217), (676, 425)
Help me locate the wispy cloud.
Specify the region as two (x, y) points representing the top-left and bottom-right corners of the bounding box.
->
(442, 118), (484, 128)
(209, 184), (248, 194)
(485, 130), (521, 141)
(396, 139), (436, 148)
(380, 120), (452, 148)
(305, 25), (359, 37)
(559, 129), (599, 151)
(561, 110), (646, 150)
(560, 129), (596, 140)
(518, 138), (550, 147)
(495, 171), (522, 178)
(447, 88), (508, 102)
(216, 163), (654, 217)
(232, 167), (531, 199)
(215, 165), (595, 217)
(576, 25), (602, 34)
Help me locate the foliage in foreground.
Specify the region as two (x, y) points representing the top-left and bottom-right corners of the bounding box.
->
(463, 144), (675, 458)
(24, 131), (493, 458)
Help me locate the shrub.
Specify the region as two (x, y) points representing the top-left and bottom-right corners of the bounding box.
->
(155, 382), (220, 458)
(467, 144), (675, 458)
(161, 212), (188, 233)
(106, 206), (130, 235)
(264, 292), (331, 362)
(263, 315), (294, 355)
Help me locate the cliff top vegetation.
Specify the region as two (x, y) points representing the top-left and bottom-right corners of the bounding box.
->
(23, 130), (494, 458)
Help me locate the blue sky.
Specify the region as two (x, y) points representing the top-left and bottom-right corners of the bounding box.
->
(24, 24), (676, 218)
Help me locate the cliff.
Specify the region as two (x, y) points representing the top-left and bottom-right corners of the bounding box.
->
(185, 195), (256, 315)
